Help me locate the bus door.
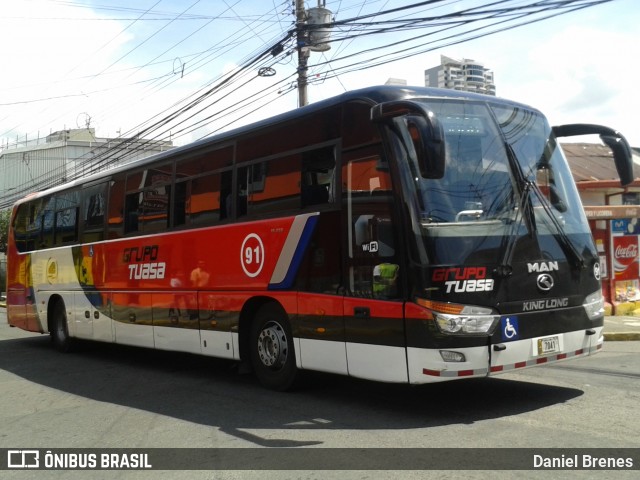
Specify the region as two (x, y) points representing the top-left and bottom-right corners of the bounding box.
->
(342, 148), (408, 383)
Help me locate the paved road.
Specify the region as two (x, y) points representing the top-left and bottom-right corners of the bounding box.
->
(1, 310), (639, 479)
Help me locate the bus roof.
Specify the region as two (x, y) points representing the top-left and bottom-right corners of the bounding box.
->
(12, 85), (538, 206)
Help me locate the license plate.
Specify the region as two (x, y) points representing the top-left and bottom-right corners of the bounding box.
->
(537, 335), (560, 356)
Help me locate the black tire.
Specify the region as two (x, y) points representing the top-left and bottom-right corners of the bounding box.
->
(51, 300), (75, 353)
(250, 303), (297, 391)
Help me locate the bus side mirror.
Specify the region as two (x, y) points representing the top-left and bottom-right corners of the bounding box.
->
(552, 123), (634, 186)
(372, 101), (445, 179)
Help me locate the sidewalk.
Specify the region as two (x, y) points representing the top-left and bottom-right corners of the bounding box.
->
(603, 315), (640, 341)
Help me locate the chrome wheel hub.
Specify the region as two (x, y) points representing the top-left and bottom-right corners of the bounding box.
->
(257, 322), (287, 369)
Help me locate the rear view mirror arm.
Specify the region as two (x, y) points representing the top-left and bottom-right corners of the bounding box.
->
(552, 123), (634, 186)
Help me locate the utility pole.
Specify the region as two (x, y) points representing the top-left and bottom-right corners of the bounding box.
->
(295, 1), (332, 107)
(295, 0), (309, 107)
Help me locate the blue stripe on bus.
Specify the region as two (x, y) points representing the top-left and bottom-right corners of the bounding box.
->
(268, 214), (319, 290)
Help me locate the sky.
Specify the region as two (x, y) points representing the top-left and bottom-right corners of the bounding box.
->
(1, 0), (639, 151)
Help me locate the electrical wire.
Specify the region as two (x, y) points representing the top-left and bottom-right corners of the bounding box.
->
(0, 0), (618, 210)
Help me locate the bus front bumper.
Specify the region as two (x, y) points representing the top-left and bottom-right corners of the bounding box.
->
(407, 326), (603, 384)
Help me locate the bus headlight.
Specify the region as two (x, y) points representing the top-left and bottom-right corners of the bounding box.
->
(583, 289), (605, 320)
(434, 310), (499, 335)
(434, 306), (500, 335)
(415, 298), (500, 335)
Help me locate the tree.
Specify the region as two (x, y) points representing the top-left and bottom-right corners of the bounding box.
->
(0, 209), (10, 253)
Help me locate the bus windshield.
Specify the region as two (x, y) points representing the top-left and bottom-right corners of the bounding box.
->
(410, 99), (592, 266)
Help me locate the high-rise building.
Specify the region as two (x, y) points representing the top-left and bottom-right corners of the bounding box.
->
(424, 55), (495, 96)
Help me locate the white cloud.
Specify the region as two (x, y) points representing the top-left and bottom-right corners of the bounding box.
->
(494, 24), (640, 145)
(0, 1), (133, 139)
(2, 0), (639, 150)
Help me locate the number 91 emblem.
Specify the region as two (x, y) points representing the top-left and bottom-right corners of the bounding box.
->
(241, 233), (265, 278)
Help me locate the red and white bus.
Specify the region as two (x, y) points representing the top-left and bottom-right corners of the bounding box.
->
(6, 86), (632, 390)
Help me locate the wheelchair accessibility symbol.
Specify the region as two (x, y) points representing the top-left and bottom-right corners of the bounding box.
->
(501, 316), (520, 341)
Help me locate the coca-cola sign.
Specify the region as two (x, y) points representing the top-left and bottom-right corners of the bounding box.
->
(615, 243), (638, 259)
(613, 236), (639, 280)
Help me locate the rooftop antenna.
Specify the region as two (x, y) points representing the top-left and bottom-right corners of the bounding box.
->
(76, 112), (92, 129)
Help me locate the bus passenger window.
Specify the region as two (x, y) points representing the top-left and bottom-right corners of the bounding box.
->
(12, 207), (25, 253)
(40, 197), (55, 249)
(13, 204), (30, 252)
(82, 183), (107, 243)
(173, 181), (188, 227)
(219, 170), (232, 220)
(236, 166), (249, 218)
(55, 207), (78, 245)
(139, 185), (171, 234)
(84, 187), (105, 227)
(302, 146), (335, 208)
(246, 157), (301, 217)
(189, 173), (222, 226)
(19, 200), (43, 251)
(108, 176), (125, 239)
(124, 193), (140, 234)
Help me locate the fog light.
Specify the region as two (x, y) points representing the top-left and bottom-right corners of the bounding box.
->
(440, 350), (466, 362)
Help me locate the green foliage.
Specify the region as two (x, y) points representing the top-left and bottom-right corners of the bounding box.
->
(0, 209), (10, 253)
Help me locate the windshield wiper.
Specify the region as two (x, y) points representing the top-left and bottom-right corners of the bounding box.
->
(496, 141), (585, 276)
(495, 142), (535, 277)
(529, 182), (585, 270)
(534, 134), (585, 269)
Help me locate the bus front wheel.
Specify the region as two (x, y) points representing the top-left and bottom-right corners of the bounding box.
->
(250, 303), (297, 391)
(51, 301), (75, 353)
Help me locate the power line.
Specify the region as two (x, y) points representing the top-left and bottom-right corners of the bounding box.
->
(0, 0), (619, 210)
(0, 0), (290, 146)
(307, 0), (612, 83)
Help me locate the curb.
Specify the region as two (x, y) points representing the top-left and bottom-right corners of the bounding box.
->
(604, 332), (640, 341)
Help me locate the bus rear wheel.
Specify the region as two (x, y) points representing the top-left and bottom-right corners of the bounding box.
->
(250, 303), (297, 391)
(51, 300), (75, 353)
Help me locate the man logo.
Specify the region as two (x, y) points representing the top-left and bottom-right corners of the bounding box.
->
(594, 263), (601, 281)
(536, 273), (554, 292)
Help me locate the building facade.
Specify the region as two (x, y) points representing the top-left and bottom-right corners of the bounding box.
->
(424, 55), (496, 96)
(565, 143), (640, 314)
(0, 128), (173, 210)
